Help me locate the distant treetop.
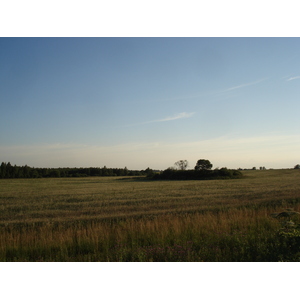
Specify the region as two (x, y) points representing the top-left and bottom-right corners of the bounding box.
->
(194, 159), (213, 170)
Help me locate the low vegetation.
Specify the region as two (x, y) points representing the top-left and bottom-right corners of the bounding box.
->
(150, 168), (243, 180)
(0, 169), (300, 261)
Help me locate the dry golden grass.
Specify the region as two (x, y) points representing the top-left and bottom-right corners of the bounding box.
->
(0, 169), (300, 261)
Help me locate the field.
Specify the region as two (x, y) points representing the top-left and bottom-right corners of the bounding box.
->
(1, 169), (300, 261)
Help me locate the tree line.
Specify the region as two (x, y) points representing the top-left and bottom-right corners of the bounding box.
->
(0, 162), (154, 179)
(3, 159), (296, 180)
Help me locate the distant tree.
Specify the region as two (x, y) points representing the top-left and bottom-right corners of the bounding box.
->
(59, 168), (67, 177)
(144, 167), (154, 177)
(195, 159), (213, 170)
(41, 168), (49, 177)
(124, 167), (129, 176)
(102, 166), (108, 176)
(175, 160), (188, 170)
(6, 162), (12, 178)
(50, 169), (60, 177)
(0, 162), (6, 178)
(23, 165), (30, 178)
(294, 164), (300, 169)
(30, 169), (40, 178)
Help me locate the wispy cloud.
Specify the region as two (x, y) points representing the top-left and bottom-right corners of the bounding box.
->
(287, 76), (300, 81)
(151, 112), (195, 123)
(224, 78), (268, 92)
(124, 112), (195, 127)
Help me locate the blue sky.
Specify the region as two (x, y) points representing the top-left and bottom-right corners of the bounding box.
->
(1, 37), (300, 169)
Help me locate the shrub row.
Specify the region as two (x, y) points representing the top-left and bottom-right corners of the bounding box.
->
(149, 168), (243, 180)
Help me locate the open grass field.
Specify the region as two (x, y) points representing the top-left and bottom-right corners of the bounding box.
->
(1, 169), (300, 261)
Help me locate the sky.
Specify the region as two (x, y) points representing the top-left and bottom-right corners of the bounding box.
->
(1, 37), (300, 170)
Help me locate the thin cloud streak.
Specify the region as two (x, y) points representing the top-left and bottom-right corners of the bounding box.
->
(153, 112), (195, 123)
(124, 112), (195, 127)
(225, 78), (268, 92)
(287, 76), (300, 81)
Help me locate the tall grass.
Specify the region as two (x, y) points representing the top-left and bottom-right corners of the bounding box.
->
(0, 170), (300, 261)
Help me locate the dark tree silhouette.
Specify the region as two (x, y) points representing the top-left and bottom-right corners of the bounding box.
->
(195, 159), (213, 170)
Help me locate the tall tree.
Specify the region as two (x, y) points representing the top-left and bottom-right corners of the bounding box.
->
(174, 160), (188, 170)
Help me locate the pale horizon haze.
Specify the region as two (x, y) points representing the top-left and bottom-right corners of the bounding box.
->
(1, 37), (300, 170)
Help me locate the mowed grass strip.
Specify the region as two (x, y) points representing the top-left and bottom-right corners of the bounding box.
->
(1, 170), (300, 226)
